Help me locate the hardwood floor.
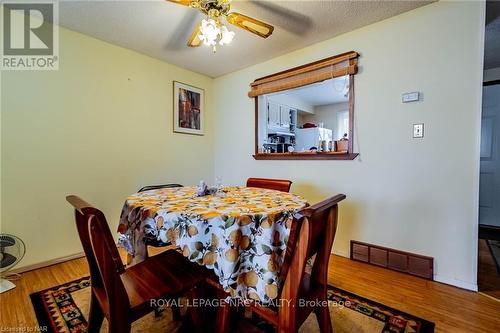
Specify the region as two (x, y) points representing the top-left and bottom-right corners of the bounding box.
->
(478, 239), (500, 300)
(1, 252), (500, 332)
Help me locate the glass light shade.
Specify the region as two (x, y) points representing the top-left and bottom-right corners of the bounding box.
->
(219, 25), (235, 45)
(199, 19), (220, 46)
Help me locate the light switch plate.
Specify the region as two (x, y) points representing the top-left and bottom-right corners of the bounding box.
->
(413, 123), (424, 138)
(402, 92), (420, 103)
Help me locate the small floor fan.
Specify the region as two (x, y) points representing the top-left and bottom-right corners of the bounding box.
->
(0, 234), (26, 293)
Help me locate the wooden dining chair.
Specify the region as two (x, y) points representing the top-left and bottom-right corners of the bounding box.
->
(246, 178), (292, 193)
(214, 194), (346, 333)
(66, 195), (209, 333)
(137, 183), (183, 258)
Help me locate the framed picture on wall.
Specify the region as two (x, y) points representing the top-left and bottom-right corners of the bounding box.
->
(173, 81), (204, 135)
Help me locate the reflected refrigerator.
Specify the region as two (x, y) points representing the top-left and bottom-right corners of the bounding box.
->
(295, 127), (333, 152)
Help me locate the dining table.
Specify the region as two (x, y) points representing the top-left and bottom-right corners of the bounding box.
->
(117, 185), (307, 304)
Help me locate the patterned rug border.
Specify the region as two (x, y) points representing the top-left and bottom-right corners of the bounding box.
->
(30, 276), (90, 333)
(328, 285), (435, 333)
(31, 277), (435, 333)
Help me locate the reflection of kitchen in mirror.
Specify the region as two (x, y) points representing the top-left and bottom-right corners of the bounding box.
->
(257, 75), (350, 155)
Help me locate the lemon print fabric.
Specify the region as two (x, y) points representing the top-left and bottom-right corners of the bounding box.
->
(118, 186), (307, 304)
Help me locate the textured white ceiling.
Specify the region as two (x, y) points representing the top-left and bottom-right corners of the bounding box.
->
(58, 0), (434, 77)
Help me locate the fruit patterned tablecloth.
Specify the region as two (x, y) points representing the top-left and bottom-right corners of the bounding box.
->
(118, 186), (307, 304)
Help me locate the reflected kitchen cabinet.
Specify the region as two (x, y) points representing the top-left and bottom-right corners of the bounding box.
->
(268, 101), (281, 128)
(267, 100), (295, 133)
(261, 97), (297, 154)
(280, 105), (292, 129)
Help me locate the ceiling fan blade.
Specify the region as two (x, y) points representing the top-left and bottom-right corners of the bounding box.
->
(166, 0), (193, 7)
(226, 12), (274, 38)
(187, 23), (202, 47)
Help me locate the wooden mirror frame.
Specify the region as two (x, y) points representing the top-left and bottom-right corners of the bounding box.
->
(250, 52), (359, 160)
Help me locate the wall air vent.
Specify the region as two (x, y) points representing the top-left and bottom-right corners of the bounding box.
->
(350, 240), (434, 280)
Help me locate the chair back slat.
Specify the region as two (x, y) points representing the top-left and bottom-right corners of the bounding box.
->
(246, 178), (292, 192)
(88, 214), (130, 317)
(279, 194), (345, 300)
(67, 195), (106, 289)
(66, 195), (129, 314)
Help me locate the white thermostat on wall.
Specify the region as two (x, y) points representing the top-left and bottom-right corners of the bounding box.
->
(402, 92), (420, 103)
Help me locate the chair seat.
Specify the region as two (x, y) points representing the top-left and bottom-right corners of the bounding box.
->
(121, 249), (210, 316)
(243, 273), (325, 329)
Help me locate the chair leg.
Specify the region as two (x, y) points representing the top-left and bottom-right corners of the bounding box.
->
(185, 288), (204, 333)
(171, 304), (182, 321)
(250, 311), (260, 325)
(314, 302), (333, 333)
(230, 306), (245, 331)
(87, 291), (104, 333)
(154, 304), (164, 318)
(108, 320), (131, 333)
(214, 290), (230, 333)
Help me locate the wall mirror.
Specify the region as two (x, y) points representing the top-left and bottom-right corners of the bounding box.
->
(250, 51), (359, 160)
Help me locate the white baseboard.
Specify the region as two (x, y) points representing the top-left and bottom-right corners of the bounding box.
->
(332, 249), (349, 258)
(12, 252), (85, 274)
(331, 249), (478, 292)
(433, 275), (478, 292)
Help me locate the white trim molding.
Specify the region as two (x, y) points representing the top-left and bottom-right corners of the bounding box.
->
(433, 275), (478, 292)
(11, 252), (85, 274)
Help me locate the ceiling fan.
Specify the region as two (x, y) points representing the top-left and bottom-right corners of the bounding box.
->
(167, 0), (274, 52)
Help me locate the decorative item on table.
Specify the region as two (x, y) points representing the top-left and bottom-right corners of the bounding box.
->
(206, 187), (219, 195)
(287, 145), (295, 153)
(309, 146), (318, 153)
(214, 176), (226, 196)
(197, 180), (208, 196)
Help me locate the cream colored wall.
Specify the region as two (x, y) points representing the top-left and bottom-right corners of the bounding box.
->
(213, 1), (484, 289)
(1, 26), (214, 269)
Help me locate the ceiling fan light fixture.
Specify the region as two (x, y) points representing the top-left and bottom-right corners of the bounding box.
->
(197, 17), (234, 51)
(219, 25), (235, 45)
(198, 18), (219, 46)
(169, 0), (273, 51)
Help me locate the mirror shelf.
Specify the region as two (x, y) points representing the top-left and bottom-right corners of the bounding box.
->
(253, 152), (359, 160)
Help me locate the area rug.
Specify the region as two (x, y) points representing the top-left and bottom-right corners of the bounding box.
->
(30, 277), (434, 333)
